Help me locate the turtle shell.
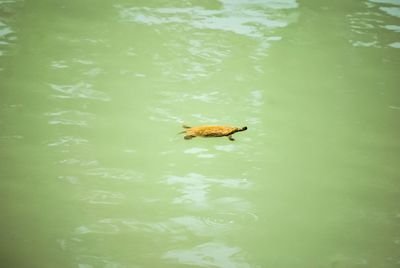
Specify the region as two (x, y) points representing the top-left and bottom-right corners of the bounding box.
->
(186, 126), (238, 137)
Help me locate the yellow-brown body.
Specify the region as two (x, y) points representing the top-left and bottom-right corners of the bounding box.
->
(180, 125), (247, 141)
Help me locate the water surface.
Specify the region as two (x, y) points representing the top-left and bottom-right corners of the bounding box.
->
(1, 0), (400, 267)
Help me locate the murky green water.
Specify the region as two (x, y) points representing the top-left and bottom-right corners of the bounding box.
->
(1, 0), (400, 267)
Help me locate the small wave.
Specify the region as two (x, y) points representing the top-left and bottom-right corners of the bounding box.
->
(148, 107), (183, 123)
(190, 113), (220, 123)
(0, 134), (23, 140)
(384, 24), (400, 32)
(51, 60), (68, 69)
(380, 6), (400, 18)
(81, 190), (125, 205)
(370, 0), (400, 5)
(164, 173), (252, 208)
(184, 147), (216, 158)
(74, 218), (122, 235)
(170, 215), (237, 237)
(58, 158), (98, 167)
(116, 2), (295, 39)
(389, 41), (400, 48)
(347, 2), (400, 48)
(48, 136), (88, 147)
(214, 211), (259, 223)
(215, 144), (236, 152)
(45, 110), (96, 127)
(86, 167), (144, 181)
(0, 21), (13, 37)
(184, 147), (208, 154)
(163, 242), (253, 268)
(57, 175), (79, 184)
(49, 82), (111, 101)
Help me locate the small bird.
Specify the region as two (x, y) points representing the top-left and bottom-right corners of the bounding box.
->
(179, 125), (247, 141)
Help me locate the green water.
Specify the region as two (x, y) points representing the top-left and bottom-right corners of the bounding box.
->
(1, 0), (400, 267)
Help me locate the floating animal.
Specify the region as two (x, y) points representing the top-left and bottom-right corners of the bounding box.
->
(179, 125), (247, 141)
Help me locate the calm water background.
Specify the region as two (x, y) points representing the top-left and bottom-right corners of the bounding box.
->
(1, 0), (400, 267)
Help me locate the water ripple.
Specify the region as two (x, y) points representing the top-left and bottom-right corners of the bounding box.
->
(163, 242), (254, 268)
(164, 173), (251, 209)
(74, 218), (172, 235)
(48, 136), (89, 147)
(45, 110), (96, 127)
(170, 216), (237, 237)
(116, 2), (296, 39)
(184, 147), (215, 158)
(51, 60), (68, 69)
(0, 19), (16, 57)
(116, 1), (297, 79)
(0, 134), (23, 140)
(86, 167), (144, 181)
(81, 190), (125, 205)
(59, 158), (98, 167)
(370, 0), (400, 4)
(50, 82), (110, 101)
(159, 90), (229, 104)
(347, 1), (400, 48)
(71, 213), (256, 239)
(57, 175), (79, 184)
(0, 21), (13, 37)
(215, 144), (236, 152)
(148, 107), (183, 123)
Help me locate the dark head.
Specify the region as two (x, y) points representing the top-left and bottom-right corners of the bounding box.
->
(238, 126), (247, 132)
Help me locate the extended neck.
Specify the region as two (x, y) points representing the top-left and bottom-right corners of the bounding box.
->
(232, 127), (247, 134)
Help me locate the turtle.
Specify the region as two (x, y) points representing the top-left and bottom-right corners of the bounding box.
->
(179, 125), (248, 141)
